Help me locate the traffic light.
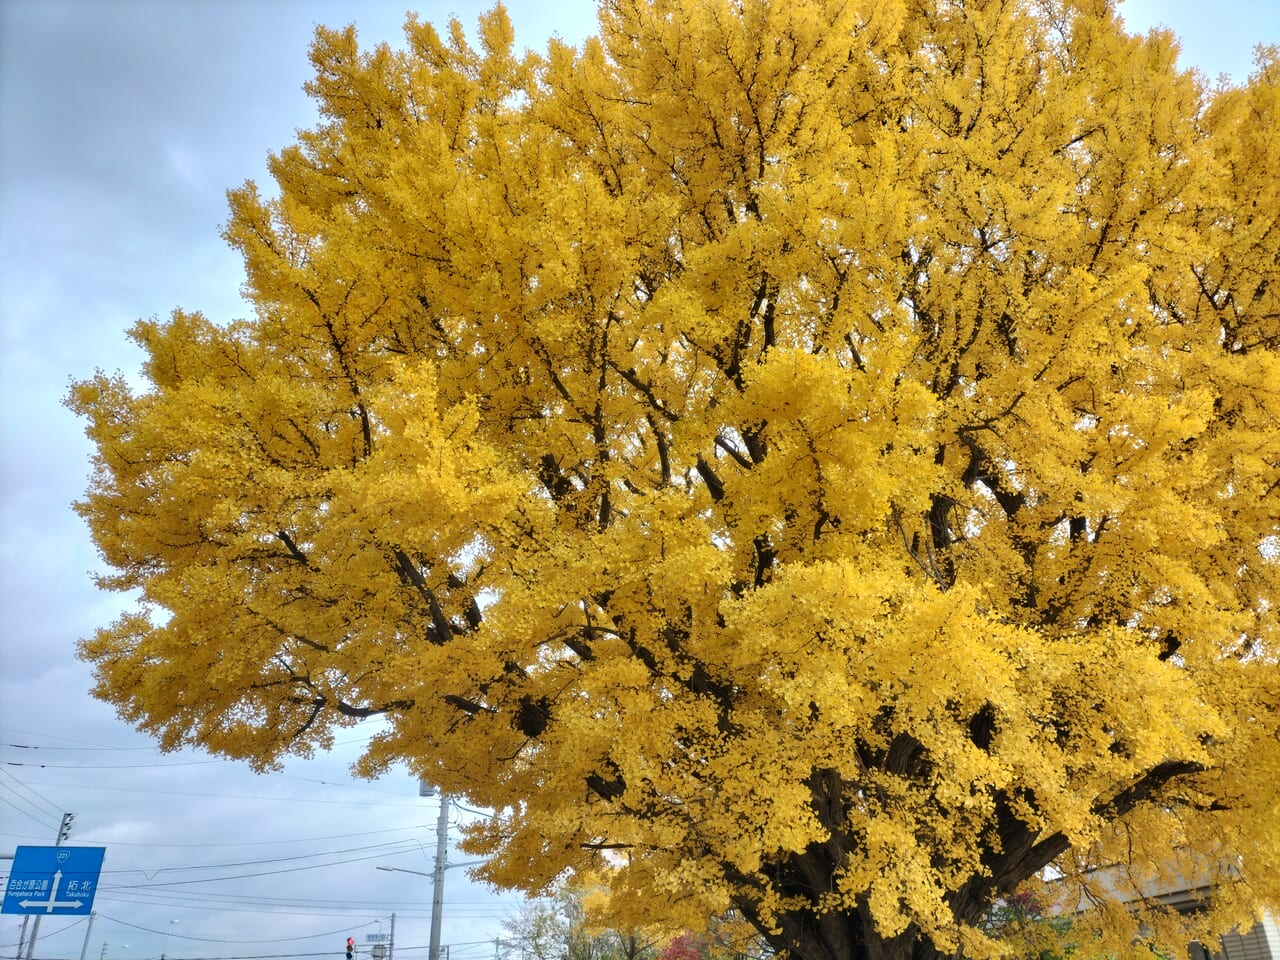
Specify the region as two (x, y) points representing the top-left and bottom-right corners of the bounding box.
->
(346, 938), (355, 959)
(58, 813), (76, 843)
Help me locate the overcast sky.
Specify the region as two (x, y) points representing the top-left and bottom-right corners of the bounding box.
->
(0, 2), (1276, 960)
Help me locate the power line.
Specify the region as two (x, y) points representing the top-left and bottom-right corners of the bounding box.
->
(0, 767), (65, 818)
(101, 839), (427, 878)
(91, 913), (383, 945)
(93, 892), (437, 918)
(0, 731), (378, 754)
(3, 742), (177, 753)
(105, 847), (446, 890)
(0, 793), (59, 832)
(447, 802), (491, 819)
(94, 897), (431, 920)
(10, 781), (424, 807)
(0, 727), (384, 757)
(96, 892), (517, 918)
(5, 950), (393, 960)
(4, 759), (235, 770)
(0, 728), (133, 749)
(62, 825), (434, 850)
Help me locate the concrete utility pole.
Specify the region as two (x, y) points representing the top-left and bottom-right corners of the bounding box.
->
(428, 797), (449, 960)
(78, 912), (98, 960)
(378, 789), (484, 960)
(161, 919), (178, 960)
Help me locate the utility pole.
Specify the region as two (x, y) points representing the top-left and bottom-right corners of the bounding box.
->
(428, 797), (449, 960)
(161, 919), (178, 960)
(388, 913), (396, 960)
(379, 787), (479, 960)
(78, 912), (98, 960)
(24, 813), (75, 960)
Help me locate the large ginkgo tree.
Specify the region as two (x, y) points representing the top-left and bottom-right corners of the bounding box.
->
(69, 2), (1278, 960)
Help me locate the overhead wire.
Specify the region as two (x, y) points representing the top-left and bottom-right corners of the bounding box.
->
(0, 728), (130, 749)
(95, 889), (519, 918)
(70, 824), (434, 849)
(2, 741), (156, 752)
(0, 793), (59, 832)
(101, 839), (429, 879)
(104, 847), (446, 890)
(93, 895), (434, 919)
(0, 766), (65, 815)
(0, 729), (380, 752)
(89, 913), (384, 945)
(4, 758), (237, 770)
(1, 949), (392, 960)
(9, 781), (425, 807)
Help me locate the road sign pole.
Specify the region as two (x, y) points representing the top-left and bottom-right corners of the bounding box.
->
(25, 913), (42, 959)
(4, 842), (105, 960)
(24, 813), (73, 960)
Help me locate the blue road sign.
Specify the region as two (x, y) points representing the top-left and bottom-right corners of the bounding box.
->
(2, 846), (105, 916)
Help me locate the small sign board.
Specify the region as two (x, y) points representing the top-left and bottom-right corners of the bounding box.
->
(2, 846), (105, 916)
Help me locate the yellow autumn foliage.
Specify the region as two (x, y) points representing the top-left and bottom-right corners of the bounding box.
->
(68, 3), (1278, 960)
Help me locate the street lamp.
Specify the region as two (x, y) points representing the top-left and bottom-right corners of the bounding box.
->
(375, 795), (488, 960)
(162, 920), (179, 960)
(375, 863), (487, 877)
(376, 859), (489, 960)
(117, 944), (129, 960)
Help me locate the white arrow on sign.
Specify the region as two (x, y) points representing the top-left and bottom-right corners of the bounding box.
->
(18, 870), (84, 913)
